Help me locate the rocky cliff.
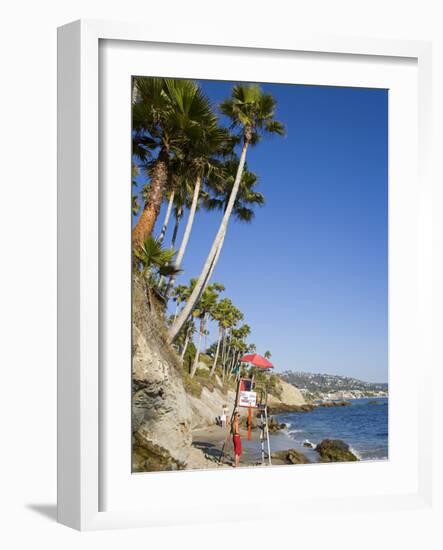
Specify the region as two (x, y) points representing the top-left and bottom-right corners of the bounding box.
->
(188, 381), (236, 429)
(267, 379), (306, 409)
(132, 276), (195, 471)
(132, 276), (234, 471)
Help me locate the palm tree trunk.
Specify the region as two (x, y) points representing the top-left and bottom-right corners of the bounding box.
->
(180, 328), (191, 361)
(223, 345), (232, 374)
(229, 347), (238, 378)
(209, 327), (222, 377)
(229, 351), (239, 378)
(166, 175), (201, 297)
(190, 319), (204, 378)
(158, 189), (175, 243)
(171, 207), (183, 248)
(168, 141), (249, 342)
(201, 230), (226, 294)
(132, 147), (169, 248)
(176, 176), (201, 267)
(221, 329), (227, 367)
(173, 303), (179, 324)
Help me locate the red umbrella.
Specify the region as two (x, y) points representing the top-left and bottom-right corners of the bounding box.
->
(239, 353), (274, 369)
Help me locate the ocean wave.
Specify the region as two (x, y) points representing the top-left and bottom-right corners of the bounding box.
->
(349, 446), (362, 460)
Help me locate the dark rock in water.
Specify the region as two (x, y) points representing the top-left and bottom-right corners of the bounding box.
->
(242, 415), (258, 430)
(271, 449), (311, 465)
(317, 401), (351, 408)
(315, 439), (358, 462)
(303, 440), (315, 448)
(368, 400), (381, 405)
(267, 416), (286, 432)
(268, 403), (315, 414)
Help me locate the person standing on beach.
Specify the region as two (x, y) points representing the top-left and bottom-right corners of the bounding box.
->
(232, 412), (242, 467)
(221, 404), (228, 429)
(220, 410), (226, 429)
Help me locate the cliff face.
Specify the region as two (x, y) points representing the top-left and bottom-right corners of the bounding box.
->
(188, 384), (236, 429)
(267, 379), (306, 408)
(132, 276), (193, 471)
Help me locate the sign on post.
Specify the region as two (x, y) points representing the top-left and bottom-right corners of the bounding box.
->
(239, 390), (257, 408)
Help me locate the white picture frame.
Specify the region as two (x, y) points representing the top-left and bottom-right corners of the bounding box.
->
(57, 19), (433, 531)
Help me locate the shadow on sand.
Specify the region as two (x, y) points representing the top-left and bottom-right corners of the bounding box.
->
(192, 440), (235, 466)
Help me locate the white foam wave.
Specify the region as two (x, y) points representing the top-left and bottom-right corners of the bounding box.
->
(349, 446), (362, 460)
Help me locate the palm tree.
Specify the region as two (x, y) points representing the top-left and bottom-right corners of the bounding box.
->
(188, 281), (225, 378)
(157, 156), (192, 244)
(132, 78), (215, 248)
(204, 158), (264, 223)
(158, 188), (175, 244)
(264, 350), (272, 360)
(171, 283), (191, 322)
(133, 236), (179, 297)
(226, 324), (251, 378)
(209, 298), (243, 377)
(169, 176), (194, 247)
(169, 84), (284, 342)
(200, 160), (264, 290)
(179, 318), (196, 361)
(165, 121), (229, 297)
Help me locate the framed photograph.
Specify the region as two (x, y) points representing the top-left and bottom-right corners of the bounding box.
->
(57, 19), (433, 530)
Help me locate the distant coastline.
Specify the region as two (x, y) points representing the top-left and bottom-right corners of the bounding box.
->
(280, 370), (388, 403)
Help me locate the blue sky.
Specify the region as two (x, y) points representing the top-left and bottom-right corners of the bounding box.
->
(134, 81), (388, 383)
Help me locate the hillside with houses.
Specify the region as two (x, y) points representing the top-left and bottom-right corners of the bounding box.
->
(280, 371), (388, 402)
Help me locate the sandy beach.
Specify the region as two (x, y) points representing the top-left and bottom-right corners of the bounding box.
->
(191, 424), (319, 468)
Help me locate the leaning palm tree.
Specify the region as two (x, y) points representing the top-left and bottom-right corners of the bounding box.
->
(157, 156), (191, 244)
(132, 78), (215, 248)
(165, 124), (229, 297)
(169, 84), (285, 342)
(201, 160), (264, 286)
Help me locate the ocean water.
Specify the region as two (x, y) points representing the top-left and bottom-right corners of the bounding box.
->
(277, 398), (388, 461)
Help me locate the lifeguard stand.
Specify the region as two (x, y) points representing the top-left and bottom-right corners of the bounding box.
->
(251, 381), (272, 465)
(231, 377), (272, 466)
